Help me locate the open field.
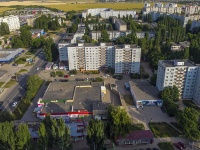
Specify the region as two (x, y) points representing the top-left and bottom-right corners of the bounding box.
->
(0, 1), (182, 12)
(0, 7), (14, 13)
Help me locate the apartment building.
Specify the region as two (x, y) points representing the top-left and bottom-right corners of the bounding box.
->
(82, 8), (136, 19)
(90, 30), (131, 41)
(0, 15), (20, 31)
(115, 19), (127, 31)
(156, 59), (200, 100)
(59, 43), (141, 74)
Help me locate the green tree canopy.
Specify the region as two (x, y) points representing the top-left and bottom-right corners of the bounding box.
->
(0, 22), (10, 36)
(107, 105), (132, 139)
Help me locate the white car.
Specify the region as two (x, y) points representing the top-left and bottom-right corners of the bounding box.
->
(36, 67), (39, 70)
(105, 74), (110, 77)
(12, 102), (17, 107)
(70, 74), (75, 77)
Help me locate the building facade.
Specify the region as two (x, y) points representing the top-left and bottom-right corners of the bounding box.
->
(0, 15), (20, 31)
(156, 60), (200, 101)
(82, 8), (136, 19)
(59, 43), (141, 74)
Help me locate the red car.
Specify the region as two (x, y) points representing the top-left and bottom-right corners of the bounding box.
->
(174, 143), (183, 150)
(64, 75), (69, 79)
(178, 142), (186, 149)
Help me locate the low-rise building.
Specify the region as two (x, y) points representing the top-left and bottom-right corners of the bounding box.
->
(116, 130), (154, 146)
(136, 32), (156, 39)
(30, 29), (45, 38)
(129, 80), (162, 109)
(0, 48), (25, 63)
(115, 19), (127, 31)
(171, 41), (190, 52)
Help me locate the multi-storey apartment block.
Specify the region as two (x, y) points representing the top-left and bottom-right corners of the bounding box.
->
(0, 15), (20, 31)
(59, 43), (141, 74)
(156, 60), (200, 101)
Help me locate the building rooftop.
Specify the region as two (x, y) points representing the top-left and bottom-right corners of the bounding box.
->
(115, 19), (126, 25)
(30, 29), (43, 33)
(66, 122), (85, 137)
(92, 102), (110, 115)
(67, 43), (114, 47)
(129, 80), (160, 101)
(41, 81), (103, 113)
(159, 59), (196, 67)
(0, 48), (25, 62)
(116, 130), (154, 141)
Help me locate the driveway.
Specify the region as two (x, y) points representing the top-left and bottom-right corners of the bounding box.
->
(128, 106), (176, 130)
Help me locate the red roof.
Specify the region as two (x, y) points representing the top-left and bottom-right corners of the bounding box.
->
(116, 130), (154, 141)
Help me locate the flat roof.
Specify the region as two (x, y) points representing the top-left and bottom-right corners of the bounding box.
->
(129, 80), (160, 101)
(0, 48), (24, 62)
(115, 19), (126, 25)
(159, 59), (196, 67)
(41, 82), (103, 113)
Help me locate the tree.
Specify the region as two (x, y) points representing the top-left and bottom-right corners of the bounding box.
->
(44, 38), (53, 62)
(101, 30), (109, 42)
(15, 124), (31, 150)
(42, 116), (72, 150)
(20, 28), (32, 47)
(11, 36), (24, 48)
(107, 105), (132, 139)
(87, 119), (105, 150)
(0, 22), (10, 36)
(38, 123), (48, 150)
(176, 108), (200, 141)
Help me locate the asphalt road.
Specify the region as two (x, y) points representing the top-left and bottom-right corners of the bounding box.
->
(2, 55), (47, 113)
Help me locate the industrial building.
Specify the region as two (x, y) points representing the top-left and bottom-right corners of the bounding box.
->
(156, 59), (200, 103)
(0, 15), (20, 31)
(59, 43), (141, 74)
(0, 48), (25, 63)
(129, 81), (162, 108)
(82, 8), (136, 19)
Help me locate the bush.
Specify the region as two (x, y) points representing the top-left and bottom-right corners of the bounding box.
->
(113, 75), (123, 80)
(93, 77), (104, 82)
(69, 69), (77, 75)
(50, 72), (56, 77)
(56, 71), (64, 77)
(84, 70), (99, 74)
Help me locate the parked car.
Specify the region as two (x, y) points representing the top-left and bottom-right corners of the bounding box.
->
(12, 63), (18, 66)
(12, 102), (17, 107)
(70, 74), (75, 77)
(36, 67), (39, 70)
(64, 75), (69, 79)
(178, 142), (186, 149)
(174, 143), (183, 150)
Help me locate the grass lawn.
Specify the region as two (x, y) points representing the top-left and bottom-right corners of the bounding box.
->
(4, 80), (17, 88)
(182, 100), (200, 113)
(18, 69), (28, 74)
(122, 94), (134, 106)
(25, 50), (37, 55)
(131, 123), (145, 131)
(25, 63), (34, 67)
(15, 57), (29, 64)
(0, 82), (5, 87)
(158, 142), (174, 150)
(149, 122), (181, 138)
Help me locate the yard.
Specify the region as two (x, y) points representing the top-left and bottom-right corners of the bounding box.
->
(158, 142), (174, 150)
(15, 57), (29, 64)
(149, 122), (181, 138)
(4, 80), (17, 88)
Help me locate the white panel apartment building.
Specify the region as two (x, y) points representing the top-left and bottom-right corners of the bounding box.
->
(59, 43), (141, 74)
(156, 60), (200, 103)
(0, 15), (20, 31)
(82, 8), (136, 19)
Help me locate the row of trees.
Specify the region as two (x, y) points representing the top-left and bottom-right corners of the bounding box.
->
(86, 105), (133, 150)
(34, 15), (61, 32)
(0, 75), (44, 122)
(0, 122), (31, 150)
